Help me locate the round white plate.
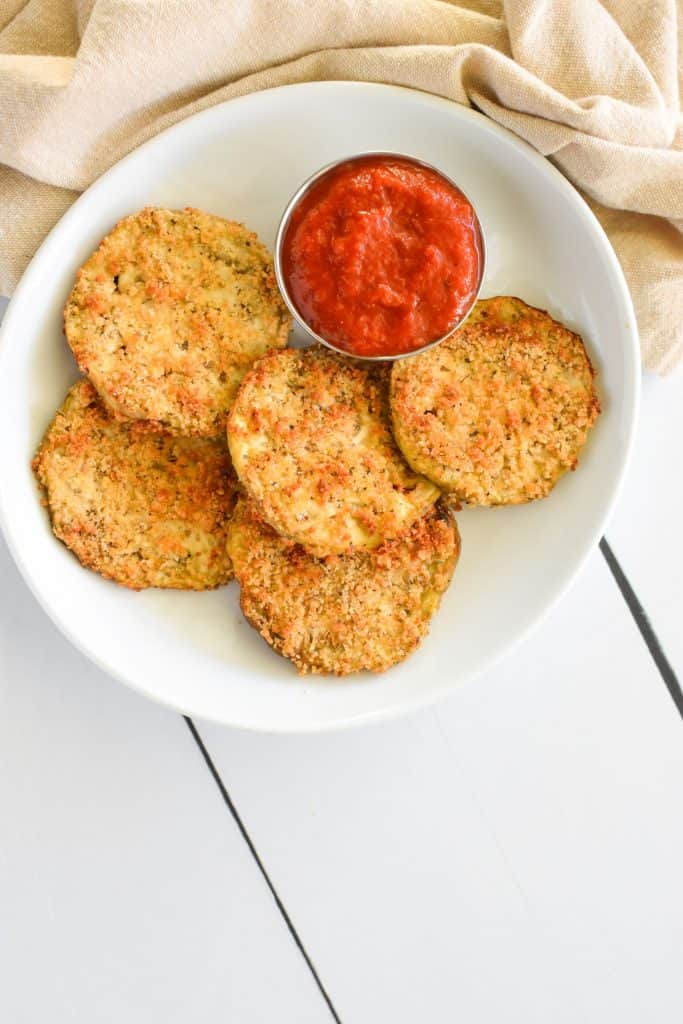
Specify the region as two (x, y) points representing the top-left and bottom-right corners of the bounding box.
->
(0, 83), (639, 732)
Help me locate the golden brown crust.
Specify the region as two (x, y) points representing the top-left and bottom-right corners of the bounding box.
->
(390, 296), (600, 506)
(33, 379), (237, 590)
(227, 497), (460, 675)
(227, 345), (440, 556)
(64, 207), (290, 437)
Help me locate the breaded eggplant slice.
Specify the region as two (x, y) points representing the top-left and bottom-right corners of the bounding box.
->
(227, 346), (440, 556)
(390, 296), (600, 506)
(33, 379), (237, 590)
(227, 497), (460, 675)
(64, 207), (290, 437)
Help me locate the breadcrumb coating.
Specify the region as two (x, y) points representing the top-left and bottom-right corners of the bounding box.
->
(227, 345), (440, 556)
(65, 207), (290, 437)
(33, 379), (237, 589)
(227, 497), (460, 675)
(390, 296), (600, 505)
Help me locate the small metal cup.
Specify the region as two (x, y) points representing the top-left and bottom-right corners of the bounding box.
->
(274, 152), (486, 362)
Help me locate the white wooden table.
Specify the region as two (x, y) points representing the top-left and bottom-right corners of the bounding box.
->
(2, 294), (682, 1023)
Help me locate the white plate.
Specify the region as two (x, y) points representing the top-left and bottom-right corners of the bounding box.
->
(0, 83), (639, 732)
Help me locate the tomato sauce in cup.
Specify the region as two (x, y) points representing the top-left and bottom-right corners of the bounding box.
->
(278, 155), (483, 359)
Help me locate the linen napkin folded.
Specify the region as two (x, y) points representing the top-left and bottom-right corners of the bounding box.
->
(1, 0), (681, 372)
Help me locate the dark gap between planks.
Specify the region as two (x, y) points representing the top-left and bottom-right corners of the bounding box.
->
(600, 538), (683, 720)
(183, 717), (342, 1024)
(184, 539), (681, 1024)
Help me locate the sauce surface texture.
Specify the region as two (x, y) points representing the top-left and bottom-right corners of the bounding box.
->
(282, 156), (482, 357)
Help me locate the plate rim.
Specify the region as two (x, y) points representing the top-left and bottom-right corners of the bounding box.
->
(0, 81), (641, 732)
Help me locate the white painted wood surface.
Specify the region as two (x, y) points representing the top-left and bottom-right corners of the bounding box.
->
(0, 537), (330, 1024)
(200, 551), (683, 1023)
(1, 283), (682, 1023)
(606, 373), (683, 670)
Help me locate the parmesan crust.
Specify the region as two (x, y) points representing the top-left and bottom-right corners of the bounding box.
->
(227, 345), (440, 556)
(65, 207), (290, 437)
(390, 296), (600, 505)
(33, 380), (237, 590)
(227, 497), (460, 675)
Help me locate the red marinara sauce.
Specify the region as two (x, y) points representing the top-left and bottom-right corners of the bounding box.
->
(281, 155), (482, 358)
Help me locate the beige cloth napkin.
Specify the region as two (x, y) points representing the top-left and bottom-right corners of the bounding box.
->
(1, 0), (681, 372)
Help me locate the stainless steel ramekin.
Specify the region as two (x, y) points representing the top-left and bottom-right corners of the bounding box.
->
(274, 152), (486, 362)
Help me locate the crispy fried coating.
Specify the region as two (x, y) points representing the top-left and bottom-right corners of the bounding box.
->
(227, 346), (440, 556)
(65, 207), (290, 437)
(390, 296), (600, 506)
(227, 497), (460, 675)
(33, 379), (237, 590)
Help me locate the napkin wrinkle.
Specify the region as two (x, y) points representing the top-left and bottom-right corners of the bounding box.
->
(0, 0), (681, 373)
(0, 2), (31, 35)
(509, 0), (674, 112)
